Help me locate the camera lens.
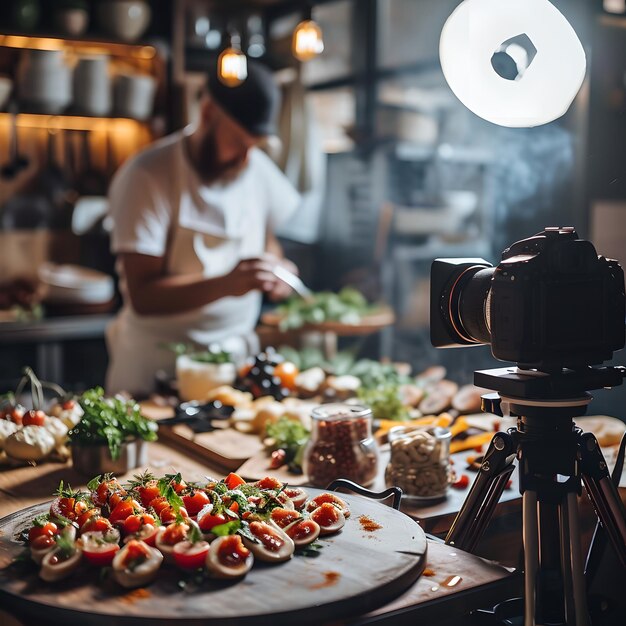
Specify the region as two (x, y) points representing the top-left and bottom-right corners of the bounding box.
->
(453, 267), (494, 344)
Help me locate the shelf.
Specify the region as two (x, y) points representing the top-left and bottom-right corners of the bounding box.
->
(394, 142), (495, 164)
(0, 111), (151, 131)
(0, 33), (157, 59)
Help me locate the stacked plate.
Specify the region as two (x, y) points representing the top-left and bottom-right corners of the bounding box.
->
(39, 263), (114, 304)
(17, 49), (72, 114)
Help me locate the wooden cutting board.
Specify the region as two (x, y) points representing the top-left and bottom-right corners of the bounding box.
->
(140, 401), (265, 471)
(0, 490), (427, 626)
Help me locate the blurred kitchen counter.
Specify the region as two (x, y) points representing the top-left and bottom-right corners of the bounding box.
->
(0, 313), (113, 389)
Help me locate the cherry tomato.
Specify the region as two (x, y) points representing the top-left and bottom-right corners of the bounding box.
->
(269, 449), (286, 469)
(173, 540), (210, 570)
(148, 496), (169, 516)
(273, 362), (299, 390)
(28, 521), (58, 543)
(137, 482), (161, 508)
(61, 400), (75, 411)
(7, 406), (25, 425)
(182, 490), (211, 517)
(77, 507), (101, 530)
(22, 409), (46, 427)
(224, 473), (245, 490)
(109, 499), (142, 524)
(81, 515), (113, 534)
(50, 496), (80, 521)
(31, 534), (56, 551)
(229, 502), (239, 514)
(160, 522), (189, 546)
(197, 509), (226, 532)
(451, 474), (470, 489)
(159, 506), (188, 525)
(94, 478), (126, 508)
(123, 513), (156, 535)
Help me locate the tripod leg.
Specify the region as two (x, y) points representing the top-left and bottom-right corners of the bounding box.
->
(579, 433), (626, 569)
(445, 431), (516, 550)
(566, 491), (589, 626)
(559, 497), (576, 624)
(523, 491), (539, 626)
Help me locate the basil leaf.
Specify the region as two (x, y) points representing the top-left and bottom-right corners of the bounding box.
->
(211, 520), (241, 537)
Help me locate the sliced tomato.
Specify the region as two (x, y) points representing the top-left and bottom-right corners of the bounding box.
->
(148, 496), (169, 515)
(22, 409), (46, 427)
(249, 521), (284, 552)
(255, 476), (283, 490)
(217, 535), (250, 567)
(224, 473), (245, 490)
(28, 521), (58, 543)
(123, 513), (156, 535)
(310, 502), (340, 527)
(93, 478), (126, 508)
(121, 539), (151, 567)
(173, 540), (210, 570)
(50, 496), (85, 522)
(182, 490), (211, 517)
(270, 508), (300, 529)
(228, 502), (239, 514)
(80, 531), (121, 567)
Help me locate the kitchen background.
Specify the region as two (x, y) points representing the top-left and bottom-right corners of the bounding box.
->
(0, 0), (625, 417)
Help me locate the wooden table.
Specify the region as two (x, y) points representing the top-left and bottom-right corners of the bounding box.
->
(0, 437), (521, 626)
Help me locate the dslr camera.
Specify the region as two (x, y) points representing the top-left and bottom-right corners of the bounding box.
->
(430, 227), (625, 371)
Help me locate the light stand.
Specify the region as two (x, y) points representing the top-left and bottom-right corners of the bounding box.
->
(446, 366), (626, 626)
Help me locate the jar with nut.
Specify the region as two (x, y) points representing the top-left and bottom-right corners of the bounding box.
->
(385, 426), (451, 502)
(302, 404), (379, 488)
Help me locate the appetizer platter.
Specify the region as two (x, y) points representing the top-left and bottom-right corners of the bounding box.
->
(0, 471), (427, 625)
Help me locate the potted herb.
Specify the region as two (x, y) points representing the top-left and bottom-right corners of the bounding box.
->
(69, 387), (158, 475)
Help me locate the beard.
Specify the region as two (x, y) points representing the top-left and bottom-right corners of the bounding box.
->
(197, 130), (248, 184)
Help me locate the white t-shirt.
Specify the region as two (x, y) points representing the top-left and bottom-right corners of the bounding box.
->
(105, 129), (300, 395)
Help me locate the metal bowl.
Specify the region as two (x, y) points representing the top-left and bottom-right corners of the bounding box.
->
(71, 438), (147, 476)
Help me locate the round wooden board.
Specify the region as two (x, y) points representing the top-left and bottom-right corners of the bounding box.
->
(261, 306), (395, 336)
(0, 489), (426, 626)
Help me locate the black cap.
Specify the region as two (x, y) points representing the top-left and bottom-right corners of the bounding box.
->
(208, 59), (280, 137)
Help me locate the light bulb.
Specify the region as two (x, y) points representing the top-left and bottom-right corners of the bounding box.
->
(292, 19), (324, 62)
(439, 0), (586, 128)
(218, 47), (248, 87)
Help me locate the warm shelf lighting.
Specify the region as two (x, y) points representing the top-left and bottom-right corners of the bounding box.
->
(292, 19), (324, 62)
(218, 46), (247, 87)
(0, 112), (146, 132)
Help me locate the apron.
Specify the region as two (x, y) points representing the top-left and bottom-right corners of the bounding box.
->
(106, 137), (265, 396)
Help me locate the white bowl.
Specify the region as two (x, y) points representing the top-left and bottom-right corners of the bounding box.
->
(39, 263), (114, 304)
(97, 1), (151, 42)
(176, 355), (236, 402)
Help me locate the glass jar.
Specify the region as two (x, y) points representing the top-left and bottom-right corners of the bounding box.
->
(302, 403), (379, 488)
(385, 426), (451, 502)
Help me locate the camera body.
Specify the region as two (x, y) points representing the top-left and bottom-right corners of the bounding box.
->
(431, 227), (625, 370)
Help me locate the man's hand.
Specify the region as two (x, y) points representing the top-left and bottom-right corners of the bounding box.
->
(224, 258), (278, 297)
(264, 255), (299, 302)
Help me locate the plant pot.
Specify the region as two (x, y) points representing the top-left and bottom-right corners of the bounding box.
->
(97, 0), (151, 43)
(71, 438), (148, 475)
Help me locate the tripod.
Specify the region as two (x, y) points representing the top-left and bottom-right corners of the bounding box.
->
(446, 367), (626, 626)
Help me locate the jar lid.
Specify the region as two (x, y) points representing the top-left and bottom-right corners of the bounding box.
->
(311, 403), (371, 421)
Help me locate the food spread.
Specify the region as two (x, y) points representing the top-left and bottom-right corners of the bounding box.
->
(17, 472), (350, 588)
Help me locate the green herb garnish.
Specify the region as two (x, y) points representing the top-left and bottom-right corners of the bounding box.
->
(68, 387), (158, 460)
